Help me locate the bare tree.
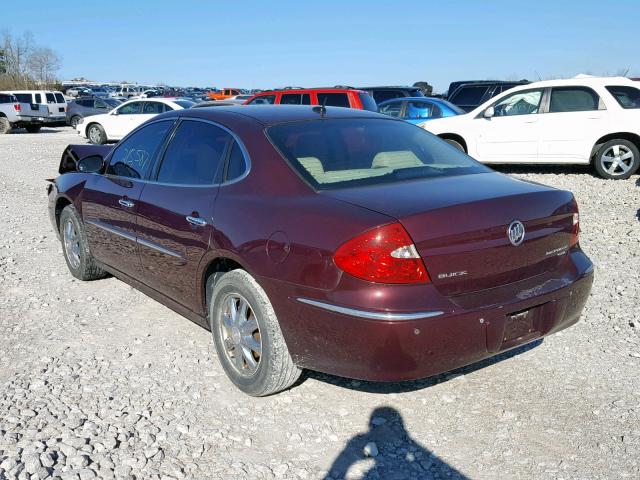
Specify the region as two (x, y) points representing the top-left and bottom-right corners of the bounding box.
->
(1, 30), (34, 88)
(27, 47), (61, 86)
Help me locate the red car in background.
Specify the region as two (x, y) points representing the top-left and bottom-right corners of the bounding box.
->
(244, 87), (378, 111)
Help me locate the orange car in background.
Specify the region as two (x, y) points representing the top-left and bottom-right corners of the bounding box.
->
(207, 88), (243, 100)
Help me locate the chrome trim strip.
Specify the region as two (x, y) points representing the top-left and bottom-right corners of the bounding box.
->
(86, 219), (136, 243)
(86, 219), (184, 260)
(296, 297), (444, 320)
(136, 236), (183, 260)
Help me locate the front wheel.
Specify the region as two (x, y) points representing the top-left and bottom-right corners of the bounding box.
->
(209, 270), (301, 396)
(593, 139), (639, 179)
(87, 123), (106, 144)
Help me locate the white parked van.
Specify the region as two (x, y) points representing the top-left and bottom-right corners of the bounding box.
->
(6, 90), (67, 125)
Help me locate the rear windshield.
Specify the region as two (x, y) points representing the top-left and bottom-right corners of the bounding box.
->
(15, 94), (32, 103)
(605, 85), (640, 109)
(267, 118), (489, 190)
(55, 93), (65, 103)
(0, 94), (17, 103)
(174, 100), (195, 109)
(358, 92), (378, 112)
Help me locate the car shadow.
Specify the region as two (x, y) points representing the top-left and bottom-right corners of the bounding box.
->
(305, 339), (543, 394)
(11, 127), (66, 134)
(490, 164), (596, 177)
(323, 406), (469, 480)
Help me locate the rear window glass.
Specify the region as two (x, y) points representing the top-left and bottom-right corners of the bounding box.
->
(248, 95), (276, 105)
(55, 93), (65, 103)
(605, 85), (640, 109)
(46, 93), (56, 103)
(317, 93), (350, 108)
(174, 100), (195, 109)
(0, 94), (16, 103)
(15, 94), (32, 103)
(449, 86), (489, 106)
(281, 93), (311, 105)
(358, 92), (378, 112)
(267, 118), (489, 190)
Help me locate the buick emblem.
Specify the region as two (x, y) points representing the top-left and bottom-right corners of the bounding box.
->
(507, 220), (525, 246)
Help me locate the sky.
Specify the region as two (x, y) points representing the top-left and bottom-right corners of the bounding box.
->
(4, 0), (640, 93)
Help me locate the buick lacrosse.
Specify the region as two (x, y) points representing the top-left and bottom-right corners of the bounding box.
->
(48, 106), (594, 396)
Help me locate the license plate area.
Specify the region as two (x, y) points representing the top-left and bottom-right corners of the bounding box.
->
(500, 303), (546, 349)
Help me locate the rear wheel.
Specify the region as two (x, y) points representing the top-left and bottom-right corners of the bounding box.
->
(25, 125), (41, 133)
(70, 115), (82, 128)
(594, 139), (639, 179)
(0, 117), (11, 134)
(59, 205), (106, 281)
(209, 269), (301, 396)
(443, 138), (465, 152)
(87, 123), (106, 144)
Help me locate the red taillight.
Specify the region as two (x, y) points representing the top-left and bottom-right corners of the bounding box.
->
(14, 103), (20, 112)
(334, 222), (430, 284)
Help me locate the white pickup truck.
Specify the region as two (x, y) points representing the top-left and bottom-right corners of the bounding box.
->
(0, 92), (50, 134)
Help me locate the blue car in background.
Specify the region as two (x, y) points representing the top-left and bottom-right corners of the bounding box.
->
(377, 97), (465, 124)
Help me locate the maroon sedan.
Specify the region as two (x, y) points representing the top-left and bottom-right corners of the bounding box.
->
(48, 105), (594, 396)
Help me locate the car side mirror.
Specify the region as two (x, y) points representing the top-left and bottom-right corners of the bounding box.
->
(483, 106), (495, 118)
(77, 155), (104, 173)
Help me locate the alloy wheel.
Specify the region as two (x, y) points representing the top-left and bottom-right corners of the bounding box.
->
(63, 219), (81, 269)
(88, 126), (101, 144)
(219, 294), (262, 376)
(600, 145), (634, 177)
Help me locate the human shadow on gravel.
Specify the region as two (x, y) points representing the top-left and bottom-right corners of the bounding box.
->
(307, 339), (543, 394)
(323, 406), (468, 480)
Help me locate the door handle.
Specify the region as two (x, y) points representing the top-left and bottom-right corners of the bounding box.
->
(186, 216), (207, 227)
(118, 198), (135, 208)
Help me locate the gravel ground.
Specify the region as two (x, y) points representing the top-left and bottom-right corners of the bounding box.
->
(0, 127), (639, 480)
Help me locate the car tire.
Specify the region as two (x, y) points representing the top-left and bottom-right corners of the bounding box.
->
(444, 138), (465, 152)
(87, 123), (106, 144)
(25, 125), (41, 133)
(593, 139), (640, 180)
(209, 269), (301, 396)
(0, 117), (11, 134)
(70, 115), (82, 128)
(59, 205), (106, 281)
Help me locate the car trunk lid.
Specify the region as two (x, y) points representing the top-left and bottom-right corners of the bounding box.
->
(323, 173), (577, 296)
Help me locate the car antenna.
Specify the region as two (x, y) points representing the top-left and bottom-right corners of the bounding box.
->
(312, 96), (328, 117)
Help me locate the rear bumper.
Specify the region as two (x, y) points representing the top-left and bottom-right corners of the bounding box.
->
(261, 249), (594, 382)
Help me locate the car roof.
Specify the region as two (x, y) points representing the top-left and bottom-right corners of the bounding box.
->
(358, 86), (420, 90)
(254, 87), (366, 95)
(378, 96), (445, 104)
(171, 104), (386, 126)
(497, 76), (635, 91)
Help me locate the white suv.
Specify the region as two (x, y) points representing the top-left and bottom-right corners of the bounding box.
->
(421, 76), (640, 179)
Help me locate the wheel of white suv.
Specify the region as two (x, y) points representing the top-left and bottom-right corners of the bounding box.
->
(87, 123), (106, 144)
(209, 269), (301, 396)
(594, 139), (639, 179)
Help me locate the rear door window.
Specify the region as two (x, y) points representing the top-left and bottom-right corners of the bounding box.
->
(225, 141), (248, 182)
(281, 94), (307, 105)
(549, 87), (600, 112)
(605, 86), (640, 109)
(0, 94), (14, 103)
(156, 120), (231, 185)
(316, 93), (350, 108)
(34, 93), (42, 103)
(54, 93), (65, 103)
(107, 120), (174, 179)
(46, 93), (56, 104)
